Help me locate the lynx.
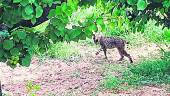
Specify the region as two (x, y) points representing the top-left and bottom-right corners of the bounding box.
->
(93, 33), (133, 63)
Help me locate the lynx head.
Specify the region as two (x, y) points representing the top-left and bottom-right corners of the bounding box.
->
(92, 33), (102, 44)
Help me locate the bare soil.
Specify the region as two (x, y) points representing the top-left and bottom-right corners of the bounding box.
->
(0, 43), (169, 96)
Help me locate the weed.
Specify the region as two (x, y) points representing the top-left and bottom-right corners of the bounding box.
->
(102, 75), (121, 89)
(26, 81), (41, 96)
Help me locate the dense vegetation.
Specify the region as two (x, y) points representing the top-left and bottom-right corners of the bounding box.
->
(0, 0), (170, 67)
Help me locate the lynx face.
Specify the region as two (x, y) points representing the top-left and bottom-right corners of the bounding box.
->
(93, 33), (101, 45)
(93, 33), (133, 63)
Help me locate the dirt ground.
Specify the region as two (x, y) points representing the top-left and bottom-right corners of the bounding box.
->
(0, 43), (169, 96)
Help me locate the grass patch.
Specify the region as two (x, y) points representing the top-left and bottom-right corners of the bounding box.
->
(46, 41), (81, 60)
(102, 51), (170, 90)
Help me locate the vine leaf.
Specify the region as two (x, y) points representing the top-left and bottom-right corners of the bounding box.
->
(25, 5), (34, 15)
(3, 40), (15, 50)
(22, 54), (31, 67)
(137, 0), (148, 10)
(0, 50), (4, 58)
(36, 6), (43, 18)
(20, 0), (29, 6)
(127, 0), (137, 5)
(17, 31), (27, 40)
(10, 48), (20, 56)
(13, 0), (22, 3)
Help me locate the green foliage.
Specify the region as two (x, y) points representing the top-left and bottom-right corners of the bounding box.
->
(0, 27), (50, 67)
(1, 0), (62, 27)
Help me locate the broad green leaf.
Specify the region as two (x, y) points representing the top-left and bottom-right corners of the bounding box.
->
(51, 18), (63, 26)
(67, 0), (78, 10)
(31, 17), (36, 24)
(58, 26), (65, 36)
(25, 5), (34, 15)
(48, 9), (56, 18)
(13, 0), (22, 3)
(54, 30), (61, 37)
(101, 24), (106, 32)
(69, 28), (81, 39)
(22, 10), (33, 20)
(55, 6), (62, 15)
(88, 24), (98, 32)
(164, 30), (170, 41)
(127, 0), (137, 5)
(22, 36), (32, 46)
(79, 33), (86, 40)
(137, 0), (148, 10)
(163, 0), (170, 8)
(21, 54), (31, 67)
(10, 48), (19, 56)
(50, 32), (58, 41)
(32, 37), (39, 45)
(84, 29), (92, 38)
(61, 2), (67, 12)
(96, 17), (104, 25)
(42, 0), (53, 4)
(29, 0), (35, 3)
(20, 0), (29, 6)
(64, 6), (73, 16)
(108, 22), (115, 29)
(17, 31), (27, 40)
(36, 6), (43, 18)
(3, 40), (15, 50)
(0, 50), (4, 58)
(64, 34), (70, 40)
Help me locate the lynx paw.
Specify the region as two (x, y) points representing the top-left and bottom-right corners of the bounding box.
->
(95, 52), (99, 55)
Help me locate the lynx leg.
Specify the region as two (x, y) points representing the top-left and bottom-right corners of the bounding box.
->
(103, 48), (107, 59)
(96, 48), (103, 55)
(122, 49), (133, 63)
(117, 48), (124, 61)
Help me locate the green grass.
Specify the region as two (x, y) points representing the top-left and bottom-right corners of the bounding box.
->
(46, 41), (81, 60)
(102, 50), (170, 90)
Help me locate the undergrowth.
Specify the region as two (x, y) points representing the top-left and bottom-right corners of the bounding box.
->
(46, 42), (81, 60)
(102, 51), (170, 90)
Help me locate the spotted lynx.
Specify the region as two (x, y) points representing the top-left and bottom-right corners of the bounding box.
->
(93, 33), (133, 63)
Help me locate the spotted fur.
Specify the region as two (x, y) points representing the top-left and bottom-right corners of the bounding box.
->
(93, 33), (133, 63)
